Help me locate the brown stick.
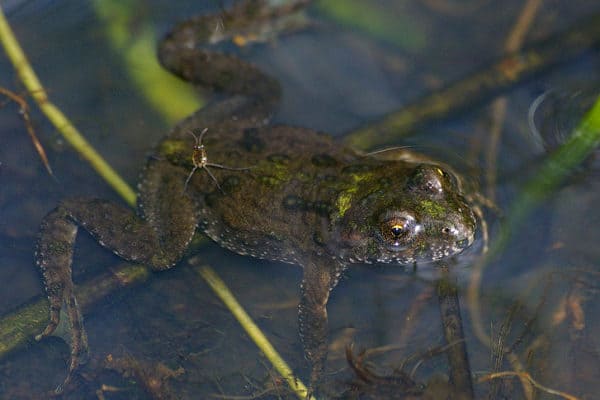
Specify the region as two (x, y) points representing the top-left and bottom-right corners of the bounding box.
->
(345, 12), (600, 150)
(0, 87), (54, 177)
(437, 263), (474, 400)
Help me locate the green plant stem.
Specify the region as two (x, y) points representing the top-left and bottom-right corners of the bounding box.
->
(495, 95), (600, 253)
(315, 0), (427, 51)
(92, 0), (202, 125)
(198, 266), (316, 400)
(0, 7), (136, 206)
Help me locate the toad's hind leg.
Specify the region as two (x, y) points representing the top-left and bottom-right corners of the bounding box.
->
(36, 211), (87, 393)
(36, 165), (197, 392)
(298, 258), (347, 392)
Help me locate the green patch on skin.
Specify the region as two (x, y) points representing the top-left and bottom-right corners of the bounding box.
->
(255, 160), (291, 187)
(417, 199), (446, 219)
(348, 172), (372, 184)
(159, 139), (187, 157)
(334, 173), (373, 218)
(336, 191), (354, 218)
(270, 163), (290, 181)
(257, 175), (283, 187)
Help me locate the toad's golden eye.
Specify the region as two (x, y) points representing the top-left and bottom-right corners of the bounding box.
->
(390, 224), (404, 238)
(379, 212), (416, 246)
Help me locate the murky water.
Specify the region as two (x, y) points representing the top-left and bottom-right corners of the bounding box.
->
(1, 0), (600, 398)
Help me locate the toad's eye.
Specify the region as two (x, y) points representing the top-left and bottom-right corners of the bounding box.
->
(390, 224), (404, 237)
(379, 212), (417, 247)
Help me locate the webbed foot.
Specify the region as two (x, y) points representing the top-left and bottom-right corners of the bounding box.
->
(36, 207), (89, 393)
(35, 290), (89, 393)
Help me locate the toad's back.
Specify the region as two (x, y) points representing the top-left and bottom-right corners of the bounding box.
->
(150, 118), (369, 265)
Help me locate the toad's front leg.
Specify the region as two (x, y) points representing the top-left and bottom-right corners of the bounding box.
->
(35, 162), (198, 392)
(298, 258), (346, 392)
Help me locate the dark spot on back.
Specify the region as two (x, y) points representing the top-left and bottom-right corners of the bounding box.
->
(205, 192), (220, 207)
(282, 195), (306, 211)
(342, 164), (373, 174)
(238, 127), (265, 153)
(320, 174), (338, 183)
(378, 177), (392, 187)
(312, 201), (332, 217)
(312, 232), (326, 246)
(311, 154), (338, 167)
(225, 150), (244, 159)
(221, 175), (241, 193)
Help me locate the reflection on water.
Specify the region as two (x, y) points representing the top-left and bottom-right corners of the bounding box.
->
(1, 0), (600, 398)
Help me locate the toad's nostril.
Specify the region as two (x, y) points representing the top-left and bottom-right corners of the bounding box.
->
(442, 225), (463, 237)
(455, 238), (470, 249)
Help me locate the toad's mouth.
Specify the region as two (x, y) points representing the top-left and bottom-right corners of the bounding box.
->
(456, 233), (475, 249)
(378, 232), (476, 264)
(385, 242), (411, 252)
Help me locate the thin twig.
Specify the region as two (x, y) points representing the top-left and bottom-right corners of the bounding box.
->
(0, 87), (54, 177)
(478, 371), (581, 400)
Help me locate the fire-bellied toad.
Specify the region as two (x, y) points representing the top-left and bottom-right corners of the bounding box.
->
(35, 0), (476, 393)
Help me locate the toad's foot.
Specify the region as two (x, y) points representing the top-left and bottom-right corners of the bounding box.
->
(36, 209), (89, 393)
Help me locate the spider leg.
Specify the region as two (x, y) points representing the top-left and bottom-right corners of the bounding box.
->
(198, 127), (209, 142)
(183, 166), (198, 192)
(203, 165), (224, 193)
(206, 162), (254, 171)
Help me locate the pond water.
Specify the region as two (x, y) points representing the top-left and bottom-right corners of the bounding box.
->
(1, 0), (600, 399)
